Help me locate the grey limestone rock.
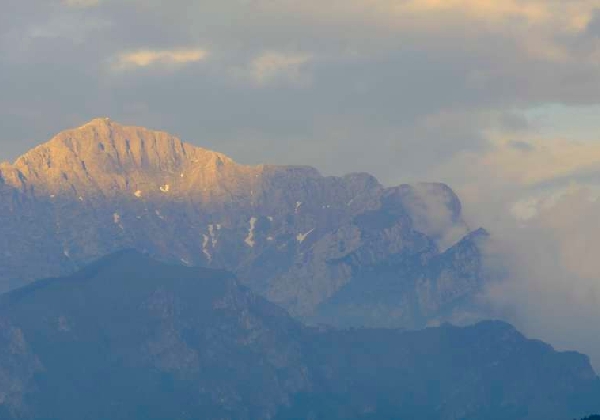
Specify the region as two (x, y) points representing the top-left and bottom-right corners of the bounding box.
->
(0, 118), (488, 329)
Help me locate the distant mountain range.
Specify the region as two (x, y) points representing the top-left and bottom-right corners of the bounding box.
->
(0, 250), (597, 420)
(0, 118), (488, 329)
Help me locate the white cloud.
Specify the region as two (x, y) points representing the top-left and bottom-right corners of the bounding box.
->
(113, 49), (209, 69)
(402, 183), (469, 251)
(481, 187), (600, 370)
(428, 135), (600, 224)
(249, 52), (314, 86)
(424, 131), (600, 370)
(467, 137), (600, 187)
(257, 0), (597, 32)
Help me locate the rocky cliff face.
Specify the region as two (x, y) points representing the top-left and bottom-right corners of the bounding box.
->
(0, 252), (597, 420)
(0, 118), (487, 328)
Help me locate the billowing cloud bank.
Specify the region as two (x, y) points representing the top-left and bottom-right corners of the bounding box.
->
(480, 188), (600, 370)
(436, 139), (600, 370)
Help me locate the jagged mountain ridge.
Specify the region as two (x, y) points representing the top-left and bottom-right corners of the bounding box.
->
(0, 118), (486, 328)
(0, 251), (597, 420)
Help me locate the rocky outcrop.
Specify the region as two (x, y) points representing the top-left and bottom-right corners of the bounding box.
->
(0, 118), (486, 328)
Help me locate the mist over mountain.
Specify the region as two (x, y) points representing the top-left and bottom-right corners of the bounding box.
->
(0, 251), (597, 420)
(4, 0), (600, 417)
(4, 119), (599, 418)
(0, 118), (488, 329)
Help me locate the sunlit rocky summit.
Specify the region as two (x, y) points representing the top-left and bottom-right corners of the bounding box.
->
(0, 118), (488, 328)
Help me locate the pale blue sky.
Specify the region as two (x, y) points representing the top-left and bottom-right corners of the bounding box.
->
(524, 104), (600, 142)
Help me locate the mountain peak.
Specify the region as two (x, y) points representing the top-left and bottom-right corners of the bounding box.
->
(80, 116), (113, 127)
(5, 119), (254, 198)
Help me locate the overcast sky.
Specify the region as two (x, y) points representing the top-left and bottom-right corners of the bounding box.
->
(4, 0), (600, 366)
(2, 0), (600, 185)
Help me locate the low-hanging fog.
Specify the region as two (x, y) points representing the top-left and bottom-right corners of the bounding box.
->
(434, 140), (600, 371)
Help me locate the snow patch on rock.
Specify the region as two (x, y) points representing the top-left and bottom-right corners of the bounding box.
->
(202, 234), (212, 261)
(113, 213), (124, 230)
(245, 217), (257, 247)
(297, 229), (314, 243)
(208, 224), (218, 247)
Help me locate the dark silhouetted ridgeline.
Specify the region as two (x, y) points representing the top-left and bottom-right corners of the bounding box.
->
(0, 251), (598, 420)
